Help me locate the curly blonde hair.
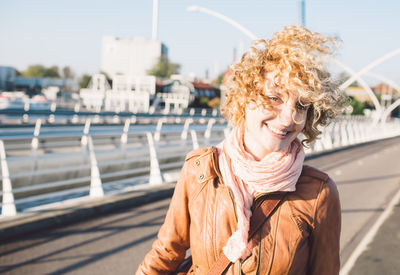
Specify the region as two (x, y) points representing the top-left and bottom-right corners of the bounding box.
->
(222, 25), (347, 145)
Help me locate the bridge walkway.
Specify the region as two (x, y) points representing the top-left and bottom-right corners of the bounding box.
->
(0, 137), (400, 275)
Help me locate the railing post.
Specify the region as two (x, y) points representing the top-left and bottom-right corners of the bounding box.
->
(120, 119), (131, 148)
(0, 140), (17, 217)
(313, 138), (324, 153)
(88, 136), (104, 198)
(204, 118), (216, 139)
(332, 122), (341, 148)
(201, 108), (207, 116)
(146, 132), (164, 185)
(22, 114), (29, 123)
(321, 126), (333, 150)
(149, 106), (155, 114)
(163, 101), (170, 115)
(189, 108), (195, 116)
(154, 118), (166, 142)
(48, 102), (57, 123)
(131, 115), (137, 124)
(347, 121), (356, 145)
(81, 119), (91, 147)
(190, 130), (200, 149)
(340, 121), (349, 146)
(181, 118), (193, 140)
(24, 102), (30, 112)
(112, 115), (120, 124)
(354, 121), (362, 143)
(72, 103), (80, 123)
(212, 109), (218, 117)
(50, 102), (57, 112)
(31, 119), (42, 153)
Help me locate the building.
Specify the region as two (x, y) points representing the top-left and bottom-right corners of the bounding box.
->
(154, 76), (195, 111)
(101, 36), (168, 79)
(0, 65), (77, 94)
(80, 74), (155, 113)
(345, 86), (372, 103)
(0, 66), (16, 91)
(13, 77), (77, 92)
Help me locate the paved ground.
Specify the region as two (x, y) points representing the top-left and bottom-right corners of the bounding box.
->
(0, 137), (399, 274)
(349, 202), (400, 275)
(0, 199), (170, 274)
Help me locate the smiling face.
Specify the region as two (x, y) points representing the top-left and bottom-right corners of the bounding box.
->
(243, 75), (310, 160)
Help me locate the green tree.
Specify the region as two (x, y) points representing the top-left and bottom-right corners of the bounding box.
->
(147, 56), (180, 78)
(79, 74), (92, 88)
(44, 66), (60, 78)
(21, 64), (60, 78)
(21, 64), (46, 78)
(349, 97), (366, 115)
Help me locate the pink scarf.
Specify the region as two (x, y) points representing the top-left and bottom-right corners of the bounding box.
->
(218, 125), (305, 262)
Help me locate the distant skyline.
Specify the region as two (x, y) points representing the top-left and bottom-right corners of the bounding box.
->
(1, 0), (400, 85)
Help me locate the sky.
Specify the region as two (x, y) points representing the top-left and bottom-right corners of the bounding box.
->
(1, 0), (400, 84)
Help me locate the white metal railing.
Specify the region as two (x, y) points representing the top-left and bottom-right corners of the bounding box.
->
(0, 105), (221, 125)
(0, 118), (225, 216)
(1, 116), (400, 216)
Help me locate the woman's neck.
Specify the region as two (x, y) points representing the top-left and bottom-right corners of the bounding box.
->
(243, 127), (271, 161)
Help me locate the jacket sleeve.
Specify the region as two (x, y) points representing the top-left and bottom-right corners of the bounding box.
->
(136, 161), (192, 275)
(308, 177), (341, 275)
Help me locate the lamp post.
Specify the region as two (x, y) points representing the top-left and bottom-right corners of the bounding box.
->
(152, 0), (159, 40)
(300, 0), (306, 27)
(187, 5), (258, 40)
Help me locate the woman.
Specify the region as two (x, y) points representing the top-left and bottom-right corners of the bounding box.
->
(136, 25), (347, 275)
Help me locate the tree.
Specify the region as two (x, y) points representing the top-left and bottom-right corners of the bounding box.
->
(62, 66), (74, 79)
(147, 56), (180, 78)
(336, 71), (359, 87)
(44, 66), (60, 78)
(349, 96), (367, 115)
(79, 74), (92, 88)
(21, 64), (46, 78)
(214, 72), (225, 86)
(21, 64), (60, 78)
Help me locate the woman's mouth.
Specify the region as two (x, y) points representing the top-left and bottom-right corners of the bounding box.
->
(264, 123), (289, 136)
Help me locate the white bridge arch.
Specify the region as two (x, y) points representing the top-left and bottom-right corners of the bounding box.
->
(188, 5), (400, 123)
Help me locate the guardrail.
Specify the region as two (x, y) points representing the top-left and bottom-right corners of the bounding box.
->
(0, 118), (226, 216)
(0, 105), (221, 126)
(1, 116), (400, 217)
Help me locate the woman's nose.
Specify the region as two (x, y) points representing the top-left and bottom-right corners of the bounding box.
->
(279, 105), (295, 126)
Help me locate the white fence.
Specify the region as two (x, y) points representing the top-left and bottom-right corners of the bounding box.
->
(1, 116), (400, 217)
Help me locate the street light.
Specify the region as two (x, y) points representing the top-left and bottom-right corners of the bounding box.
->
(187, 5), (258, 40)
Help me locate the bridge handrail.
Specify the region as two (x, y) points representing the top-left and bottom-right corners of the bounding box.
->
(1, 116), (400, 216)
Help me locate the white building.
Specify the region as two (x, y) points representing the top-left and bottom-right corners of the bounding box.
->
(80, 74), (155, 113)
(101, 36), (168, 79)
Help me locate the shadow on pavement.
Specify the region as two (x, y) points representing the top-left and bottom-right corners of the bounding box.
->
(0, 201), (169, 274)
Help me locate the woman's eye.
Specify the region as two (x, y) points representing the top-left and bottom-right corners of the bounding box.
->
(268, 96), (280, 102)
(296, 102), (308, 111)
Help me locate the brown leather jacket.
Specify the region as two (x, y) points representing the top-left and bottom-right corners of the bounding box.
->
(136, 147), (341, 275)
